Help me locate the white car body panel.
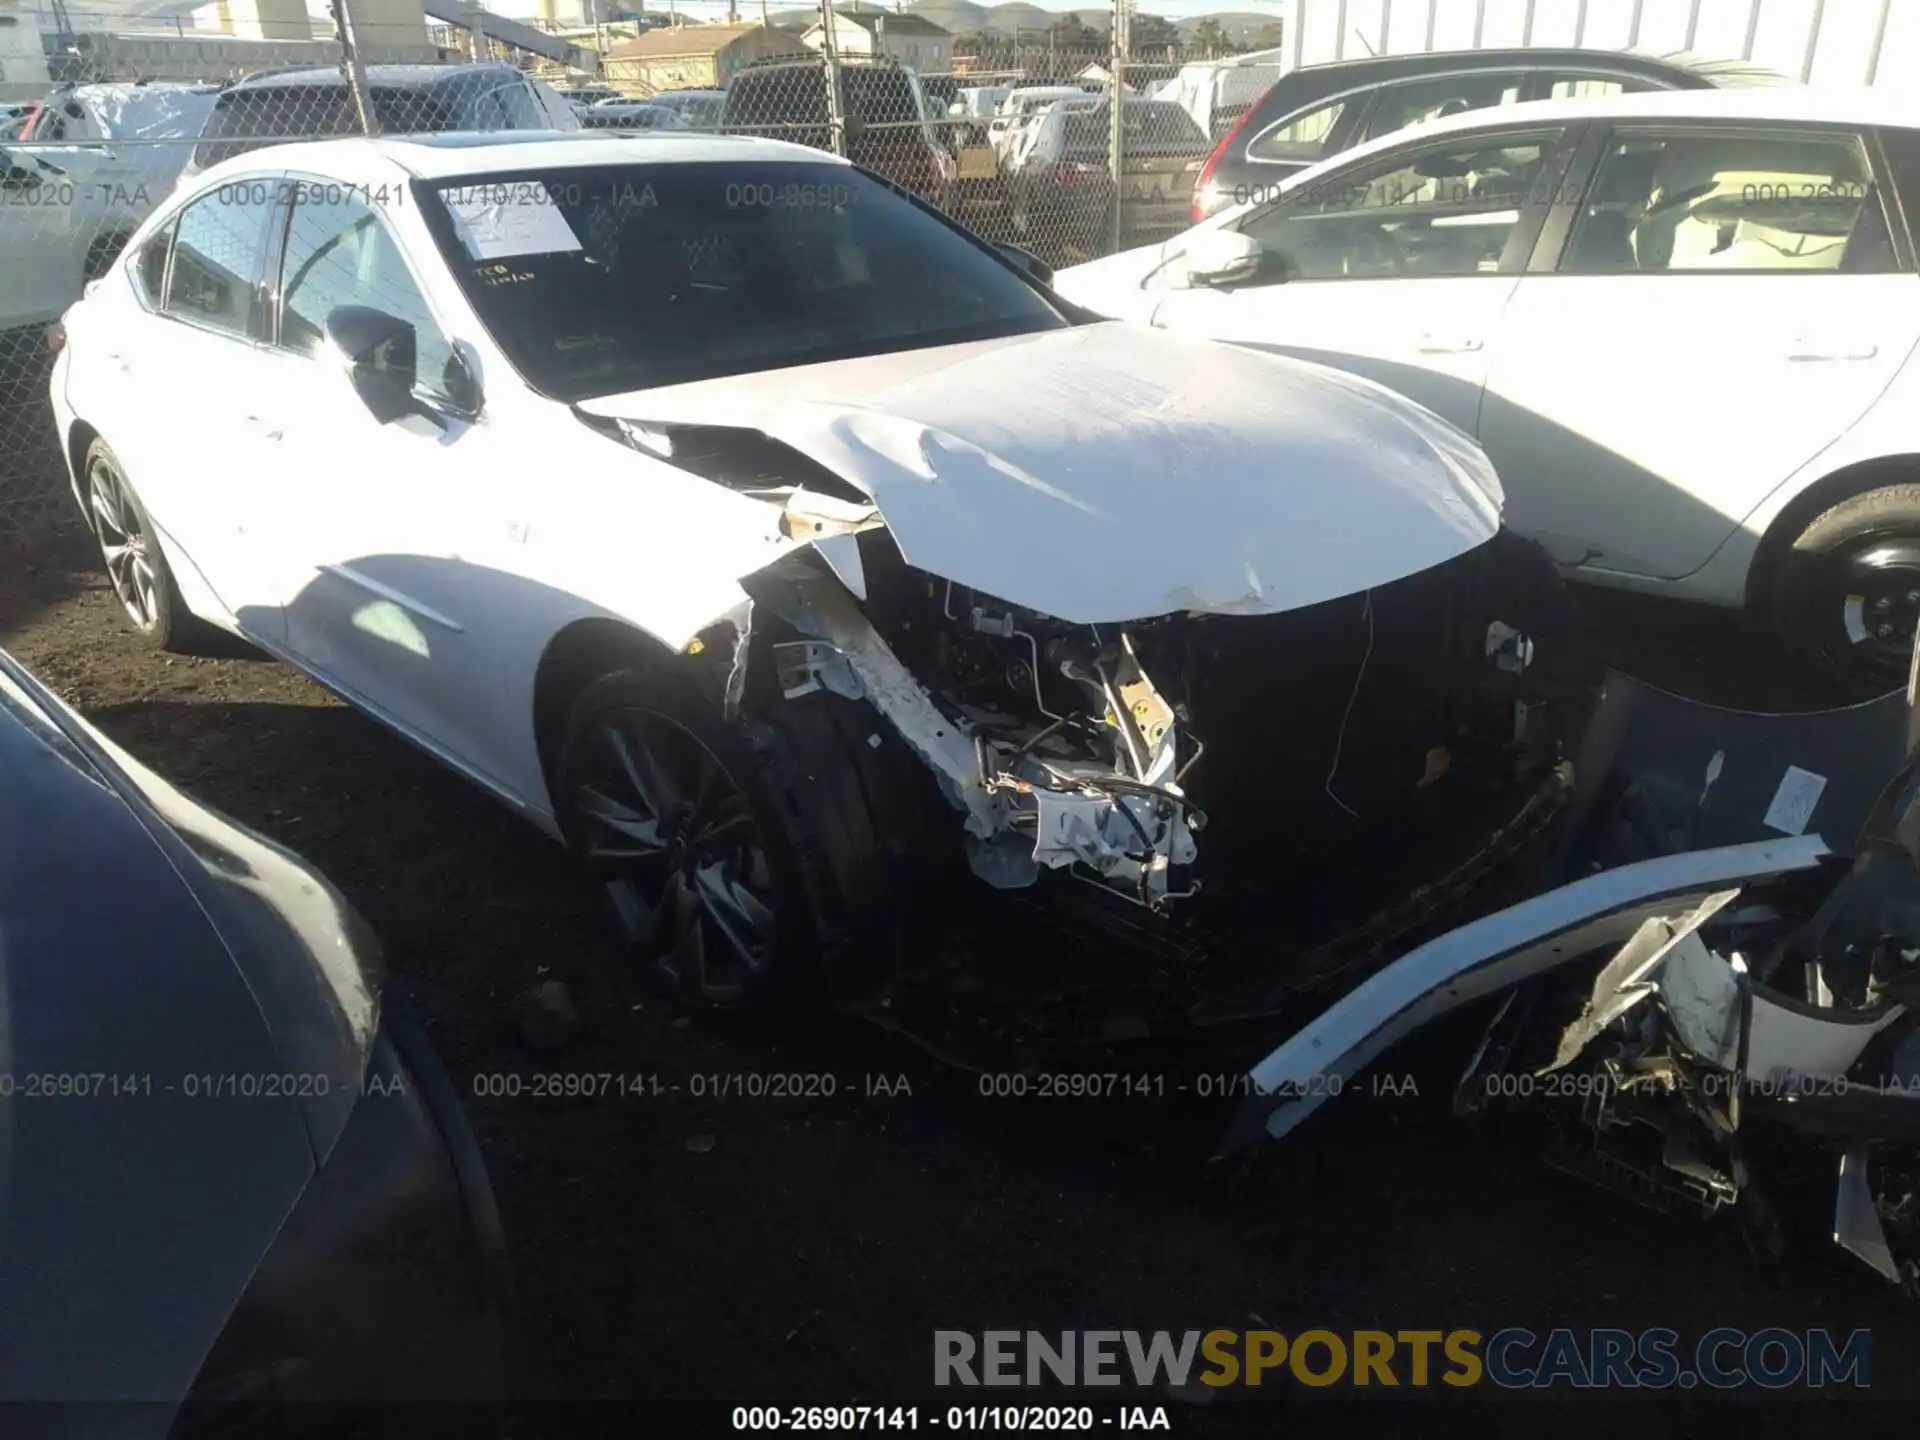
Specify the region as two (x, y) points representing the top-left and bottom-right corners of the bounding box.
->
(1480, 272), (1920, 584)
(1053, 85), (1920, 612)
(579, 322), (1504, 624)
(55, 133), (1516, 858)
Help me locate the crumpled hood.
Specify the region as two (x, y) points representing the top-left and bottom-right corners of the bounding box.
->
(578, 322), (1504, 624)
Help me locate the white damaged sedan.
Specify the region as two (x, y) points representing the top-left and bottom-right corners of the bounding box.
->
(52, 132), (1575, 1010)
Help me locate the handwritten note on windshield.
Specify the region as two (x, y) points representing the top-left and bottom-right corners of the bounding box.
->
(443, 185), (583, 261)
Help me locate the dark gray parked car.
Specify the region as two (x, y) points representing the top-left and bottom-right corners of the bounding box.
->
(1190, 47), (1792, 221)
(0, 649), (510, 1436)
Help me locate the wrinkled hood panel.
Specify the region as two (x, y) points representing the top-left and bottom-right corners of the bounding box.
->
(579, 323), (1503, 624)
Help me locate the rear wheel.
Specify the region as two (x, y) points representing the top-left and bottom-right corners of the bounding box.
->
(1773, 484), (1920, 692)
(83, 438), (215, 654)
(553, 666), (921, 1012)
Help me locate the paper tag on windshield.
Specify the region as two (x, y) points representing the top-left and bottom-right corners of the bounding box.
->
(1763, 765), (1827, 836)
(444, 185), (583, 261)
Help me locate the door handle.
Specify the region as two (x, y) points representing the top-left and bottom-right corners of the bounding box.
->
(1787, 335), (1879, 362)
(1417, 332), (1484, 354)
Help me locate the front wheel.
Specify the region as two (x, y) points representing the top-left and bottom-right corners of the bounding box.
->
(553, 667), (920, 1012)
(1773, 484), (1920, 694)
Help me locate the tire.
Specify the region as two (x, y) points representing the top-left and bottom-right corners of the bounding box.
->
(82, 437), (218, 654)
(552, 665), (919, 1012)
(1772, 484), (1920, 692)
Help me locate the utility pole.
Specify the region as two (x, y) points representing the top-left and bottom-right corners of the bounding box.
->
(332, 0), (378, 134)
(819, 0), (847, 155)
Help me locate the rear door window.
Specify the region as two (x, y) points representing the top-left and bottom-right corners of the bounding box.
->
(1558, 127), (1892, 274)
(162, 183), (275, 336)
(1361, 72), (1526, 143)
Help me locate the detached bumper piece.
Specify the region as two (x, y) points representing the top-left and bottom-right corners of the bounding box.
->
(1228, 667), (1920, 1292)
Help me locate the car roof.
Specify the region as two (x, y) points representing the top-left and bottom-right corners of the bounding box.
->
(191, 129), (846, 186)
(1278, 46), (1785, 85)
(224, 61), (523, 92)
(1331, 83), (1920, 152)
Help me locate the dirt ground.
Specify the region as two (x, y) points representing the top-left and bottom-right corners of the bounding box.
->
(3, 524), (1916, 1435)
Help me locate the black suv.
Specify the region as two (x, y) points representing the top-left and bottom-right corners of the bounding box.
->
(183, 62), (558, 182)
(1191, 47), (1790, 221)
(720, 58), (955, 208)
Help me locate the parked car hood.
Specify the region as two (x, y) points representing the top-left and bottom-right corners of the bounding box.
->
(575, 322), (1504, 624)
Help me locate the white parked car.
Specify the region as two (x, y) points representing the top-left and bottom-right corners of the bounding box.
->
(1054, 87), (1920, 687)
(988, 87), (1089, 158)
(1, 84), (220, 346)
(51, 132), (1572, 1011)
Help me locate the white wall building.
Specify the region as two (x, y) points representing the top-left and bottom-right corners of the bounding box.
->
(0, 0), (52, 101)
(1279, 0), (1914, 90)
(803, 7), (952, 75)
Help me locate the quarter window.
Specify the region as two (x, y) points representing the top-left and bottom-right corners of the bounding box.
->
(277, 186), (462, 406)
(1237, 133), (1555, 282)
(134, 218), (177, 306)
(162, 184), (273, 336)
(1246, 98), (1347, 164)
(1559, 129), (1890, 274)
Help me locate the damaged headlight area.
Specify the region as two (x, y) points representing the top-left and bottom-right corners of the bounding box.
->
(718, 526), (1568, 919)
(589, 412), (1571, 920)
(743, 554), (1207, 912)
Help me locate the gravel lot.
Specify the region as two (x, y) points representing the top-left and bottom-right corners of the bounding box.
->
(3, 525), (1915, 1435)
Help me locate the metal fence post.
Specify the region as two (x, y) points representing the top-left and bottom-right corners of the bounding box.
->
(1800, 0), (1825, 83)
(1866, 0), (1893, 84)
(1109, 0), (1129, 254)
(819, 0), (847, 157)
(332, 0), (378, 136)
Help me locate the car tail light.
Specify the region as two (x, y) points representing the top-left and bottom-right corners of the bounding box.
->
(45, 322), (65, 354)
(1191, 105), (1255, 223)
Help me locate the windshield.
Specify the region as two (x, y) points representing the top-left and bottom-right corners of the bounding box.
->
(1064, 102), (1207, 154)
(419, 161), (1068, 401)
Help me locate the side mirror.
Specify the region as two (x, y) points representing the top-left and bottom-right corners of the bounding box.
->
(326, 305), (419, 425)
(1183, 228), (1266, 288)
(994, 241), (1052, 287)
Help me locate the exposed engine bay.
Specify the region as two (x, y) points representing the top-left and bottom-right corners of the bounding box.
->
(733, 516), (1572, 917)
